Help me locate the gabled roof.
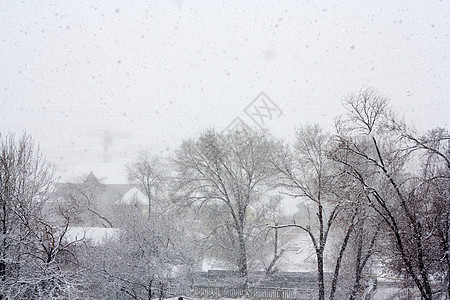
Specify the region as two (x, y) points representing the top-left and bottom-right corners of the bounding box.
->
(55, 171), (146, 206)
(95, 183), (139, 205)
(117, 187), (148, 205)
(85, 171), (98, 184)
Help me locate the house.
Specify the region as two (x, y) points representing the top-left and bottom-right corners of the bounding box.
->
(56, 171), (148, 227)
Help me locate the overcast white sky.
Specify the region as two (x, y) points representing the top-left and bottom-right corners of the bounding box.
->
(1, 0), (449, 182)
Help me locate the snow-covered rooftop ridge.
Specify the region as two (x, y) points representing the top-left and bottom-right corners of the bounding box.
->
(117, 186), (148, 205)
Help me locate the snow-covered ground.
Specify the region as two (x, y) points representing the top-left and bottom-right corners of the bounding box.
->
(373, 285), (422, 300)
(201, 228), (318, 273)
(275, 228), (318, 272)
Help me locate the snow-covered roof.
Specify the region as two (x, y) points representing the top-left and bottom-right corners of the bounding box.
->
(116, 186), (148, 205)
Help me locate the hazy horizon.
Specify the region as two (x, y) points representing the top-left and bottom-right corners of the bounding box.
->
(1, 0), (449, 183)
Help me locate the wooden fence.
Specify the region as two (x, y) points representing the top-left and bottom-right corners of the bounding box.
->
(166, 285), (318, 299)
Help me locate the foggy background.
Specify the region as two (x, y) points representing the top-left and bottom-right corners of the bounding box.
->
(1, 0), (449, 183)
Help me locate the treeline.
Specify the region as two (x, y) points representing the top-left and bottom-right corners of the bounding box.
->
(0, 88), (448, 300)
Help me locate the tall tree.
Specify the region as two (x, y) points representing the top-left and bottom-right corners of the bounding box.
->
(0, 133), (82, 299)
(333, 88), (448, 300)
(173, 128), (281, 284)
(272, 124), (359, 300)
(392, 126), (449, 298)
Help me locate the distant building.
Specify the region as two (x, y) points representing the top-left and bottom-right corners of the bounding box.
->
(55, 171), (148, 227)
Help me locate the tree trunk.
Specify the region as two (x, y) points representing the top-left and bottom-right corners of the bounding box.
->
(265, 225), (284, 275)
(1, 201), (7, 281)
(148, 278), (153, 300)
(317, 249), (325, 300)
(329, 222), (354, 300)
(158, 281), (163, 300)
(237, 228), (248, 283)
(348, 229), (364, 300)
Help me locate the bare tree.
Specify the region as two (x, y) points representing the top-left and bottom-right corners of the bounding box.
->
(333, 88), (448, 300)
(271, 124), (359, 300)
(127, 152), (167, 216)
(83, 204), (198, 300)
(330, 204), (382, 300)
(0, 133), (83, 299)
(59, 173), (114, 228)
(172, 128), (281, 284)
(393, 126), (449, 298)
(259, 195), (287, 275)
